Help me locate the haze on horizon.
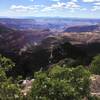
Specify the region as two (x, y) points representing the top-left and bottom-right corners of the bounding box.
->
(0, 0), (100, 19)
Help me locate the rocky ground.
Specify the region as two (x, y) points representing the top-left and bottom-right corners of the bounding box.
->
(90, 75), (100, 97)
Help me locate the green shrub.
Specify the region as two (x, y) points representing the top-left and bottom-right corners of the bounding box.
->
(29, 65), (91, 100)
(90, 54), (100, 75)
(0, 54), (21, 100)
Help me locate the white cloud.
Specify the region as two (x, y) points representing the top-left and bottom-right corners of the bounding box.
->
(65, 2), (80, 12)
(9, 5), (43, 17)
(9, 1), (85, 16)
(71, 0), (78, 2)
(92, 5), (100, 11)
(82, 0), (100, 12)
(10, 5), (33, 12)
(94, 2), (100, 5)
(66, 2), (80, 9)
(10, 5), (43, 13)
(51, 2), (66, 8)
(42, 2), (66, 12)
(91, 1), (100, 11)
(83, 0), (100, 2)
(41, 1), (80, 12)
(30, 0), (34, 1)
(41, 7), (54, 12)
(51, 0), (60, 1)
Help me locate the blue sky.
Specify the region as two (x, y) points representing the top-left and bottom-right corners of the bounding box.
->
(0, 0), (100, 18)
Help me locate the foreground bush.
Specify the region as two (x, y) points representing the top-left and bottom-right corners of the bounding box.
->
(0, 54), (21, 100)
(90, 54), (100, 75)
(29, 65), (91, 100)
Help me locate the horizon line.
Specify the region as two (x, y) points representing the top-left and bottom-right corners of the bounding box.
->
(0, 16), (100, 20)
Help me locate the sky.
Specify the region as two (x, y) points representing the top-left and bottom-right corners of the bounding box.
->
(0, 0), (100, 18)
